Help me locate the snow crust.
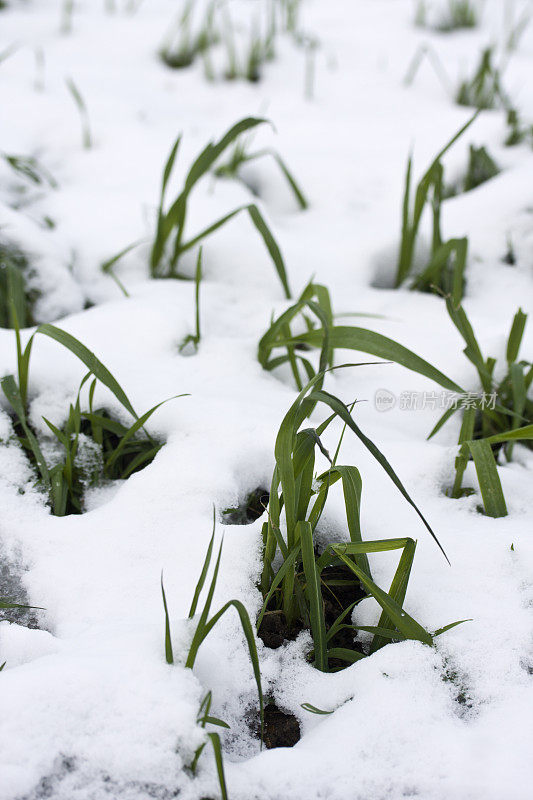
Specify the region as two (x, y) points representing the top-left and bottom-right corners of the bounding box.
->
(0, 1), (532, 798)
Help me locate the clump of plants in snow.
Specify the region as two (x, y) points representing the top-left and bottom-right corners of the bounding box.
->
(504, 108), (533, 147)
(456, 48), (510, 110)
(438, 302), (532, 515)
(415, 0), (481, 32)
(445, 144), (500, 196)
(1, 150), (57, 211)
(273, 289), (532, 518)
(149, 116), (292, 298)
(394, 113), (479, 297)
(257, 368), (462, 672)
(1, 318), (182, 515)
(160, 0), (306, 84)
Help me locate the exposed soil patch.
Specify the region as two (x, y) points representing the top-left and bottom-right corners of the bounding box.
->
(222, 487), (269, 525)
(262, 703), (301, 749)
(257, 609), (304, 649)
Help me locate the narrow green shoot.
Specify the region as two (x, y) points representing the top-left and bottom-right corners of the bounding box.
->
(179, 249), (202, 354)
(66, 77), (92, 149)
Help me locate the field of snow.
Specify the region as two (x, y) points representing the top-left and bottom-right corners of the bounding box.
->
(1, 1), (532, 798)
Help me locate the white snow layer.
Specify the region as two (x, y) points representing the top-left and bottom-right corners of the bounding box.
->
(0, 0), (532, 799)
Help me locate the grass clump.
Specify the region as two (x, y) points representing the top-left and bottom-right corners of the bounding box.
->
(160, 0), (218, 70)
(257, 371), (460, 672)
(456, 48), (509, 110)
(416, 0), (480, 32)
(462, 144), (500, 192)
(1, 319), (182, 515)
(436, 302), (532, 514)
(395, 113), (478, 298)
(150, 116), (291, 298)
(415, 0), (480, 31)
(159, 0), (308, 85)
(504, 108), (533, 147)
(278, 296), (531, 518)
(445, 144), (500, 196)
(2, 152), (57, 195)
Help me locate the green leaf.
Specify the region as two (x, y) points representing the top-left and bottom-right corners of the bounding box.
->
(507, 309), (527, 363)
(299, 520), (327, 671)
(467, 439), (508, 517)
(207, 732), (229, 800)
(104, 394), (187, 472)
(333, 545), (433, 646)
(309, 389), (449, 562)
(301, 702), (334, 715)
(247, 204), (291, 299)
(188, 509), (216, 619)
(36, 324), (138, 419)
(161, 573), (174, 665)
(285, 326), (463, 393)
(433, 619), (472, 637)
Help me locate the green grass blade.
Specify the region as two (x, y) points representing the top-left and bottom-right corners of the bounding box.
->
(507, 308), (527, 363)
(433, 619), (472, 637)
(195, 599), (264, 740)
(104, 395), (186, 473)
(285, 326), (462, 393)
(301, 703), (333, 715)
(247, 204), (291, 299)
(161, 573), (174, 664)
(36, 324), (138, 419)
(207, 733), (229, 800)
(326, 647), (366, 664)
(370, 538), (416, 653)
(299, 521), (327, 671)
(482, 425), (533, 445)
(467, 439), (508, 517)
(188, 510), (216, 619)
(309, 389), (449, 562)
(333, 547), (433, 645)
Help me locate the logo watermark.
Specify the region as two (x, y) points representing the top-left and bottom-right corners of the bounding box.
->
(374, 390), (497, 412)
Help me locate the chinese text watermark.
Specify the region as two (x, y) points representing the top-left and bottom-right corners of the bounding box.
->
(374, 389), (497, 412)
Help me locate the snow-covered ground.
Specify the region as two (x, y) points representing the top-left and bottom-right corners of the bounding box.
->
(1, 1), (532, 798)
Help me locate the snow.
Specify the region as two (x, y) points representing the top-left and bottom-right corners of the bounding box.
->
(0, 0), (532, 798)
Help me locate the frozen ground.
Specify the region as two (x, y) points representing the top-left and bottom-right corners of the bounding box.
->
(0, 1), (532, 798)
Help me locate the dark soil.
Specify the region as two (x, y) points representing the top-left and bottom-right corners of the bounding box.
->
(257, 609), (304, 649)
(222, 487), (269, 525)
(321, 563), (367, 669)
(258, 561), (367, 670)
(262, 703), (301, 749)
